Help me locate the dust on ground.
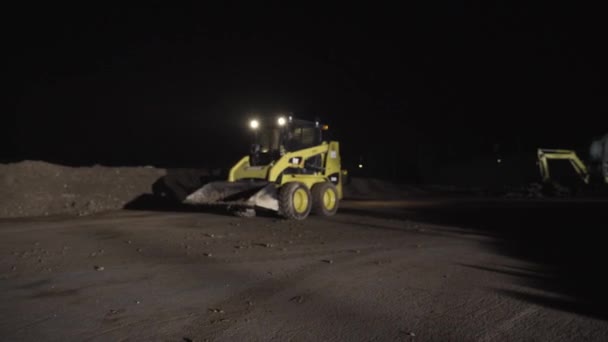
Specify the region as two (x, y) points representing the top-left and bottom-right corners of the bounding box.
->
(2, 161), (608, 341)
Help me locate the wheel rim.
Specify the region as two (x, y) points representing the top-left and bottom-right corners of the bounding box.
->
(293, 188), (309, 214)
(323, 187), (336, 210)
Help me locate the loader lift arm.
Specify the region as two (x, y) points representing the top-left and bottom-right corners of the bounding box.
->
(537, 148), (590, 184)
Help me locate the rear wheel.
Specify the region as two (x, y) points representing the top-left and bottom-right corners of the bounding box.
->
(279, 182), (312, 220)
(311, 182), (339, 216)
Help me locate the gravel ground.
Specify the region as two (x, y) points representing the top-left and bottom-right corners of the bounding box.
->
(1, 198), (607, 341)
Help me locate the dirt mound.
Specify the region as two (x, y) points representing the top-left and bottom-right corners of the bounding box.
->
(343, 178), (427, 200)
(0, 161), (166, 217)
(1, 162), (431, 217)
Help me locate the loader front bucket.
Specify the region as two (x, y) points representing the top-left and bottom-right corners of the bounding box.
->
(183, 181), (279, 211)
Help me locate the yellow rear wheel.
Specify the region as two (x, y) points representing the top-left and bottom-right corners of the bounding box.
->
(322, 188), (337, 210)
(311, 182), (339, 216)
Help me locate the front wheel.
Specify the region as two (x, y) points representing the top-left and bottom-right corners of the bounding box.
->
(279, 182), (312, 220)
(311, 182), (339, 216)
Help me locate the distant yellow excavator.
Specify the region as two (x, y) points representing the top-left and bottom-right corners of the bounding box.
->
(537, 133), (608, 185)
(184, 116), (346, 220)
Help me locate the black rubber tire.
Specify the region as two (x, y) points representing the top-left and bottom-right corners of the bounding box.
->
(279, 182), (312, 220)
(311, 182), (339, 216)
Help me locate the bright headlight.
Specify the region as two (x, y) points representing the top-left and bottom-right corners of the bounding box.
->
(250, 119), (260, 129)
(277, 117), (287, 126)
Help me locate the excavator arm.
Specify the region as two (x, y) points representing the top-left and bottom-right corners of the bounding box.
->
(537, 149), (590, 184)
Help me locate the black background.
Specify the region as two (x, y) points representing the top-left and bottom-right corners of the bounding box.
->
(4, 2), (607, 184)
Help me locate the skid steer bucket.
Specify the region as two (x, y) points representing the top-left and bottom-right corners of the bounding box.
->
(183, 181), (279, 211)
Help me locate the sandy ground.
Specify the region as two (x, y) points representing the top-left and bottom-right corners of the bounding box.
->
(1, 198), (608, 341)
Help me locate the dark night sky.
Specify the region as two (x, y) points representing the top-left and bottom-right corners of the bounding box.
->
(4, 3), (607, 181)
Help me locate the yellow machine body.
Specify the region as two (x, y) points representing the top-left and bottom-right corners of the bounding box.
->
(184, 118), (346, 219)
(228, 141), (343, 198)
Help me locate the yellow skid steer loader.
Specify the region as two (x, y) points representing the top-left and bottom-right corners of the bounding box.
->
(184, 116), (345, 220)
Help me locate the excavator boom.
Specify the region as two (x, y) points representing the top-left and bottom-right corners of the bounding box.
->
(537, 149), (590, 184)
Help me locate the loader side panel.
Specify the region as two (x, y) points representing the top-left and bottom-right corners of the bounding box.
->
(229, 156), (272, 181)
(279, 174), (327, 189)
(324, 141), (343, 199)
(267, 143), (330, 181)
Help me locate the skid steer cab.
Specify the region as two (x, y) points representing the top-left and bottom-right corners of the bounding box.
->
(184, 116), (346, 220)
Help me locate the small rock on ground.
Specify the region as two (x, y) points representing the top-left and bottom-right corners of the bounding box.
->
(290, 295), (305, 304)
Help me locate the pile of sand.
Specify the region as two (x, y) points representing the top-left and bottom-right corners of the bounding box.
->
(0, 161), (166, 218)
